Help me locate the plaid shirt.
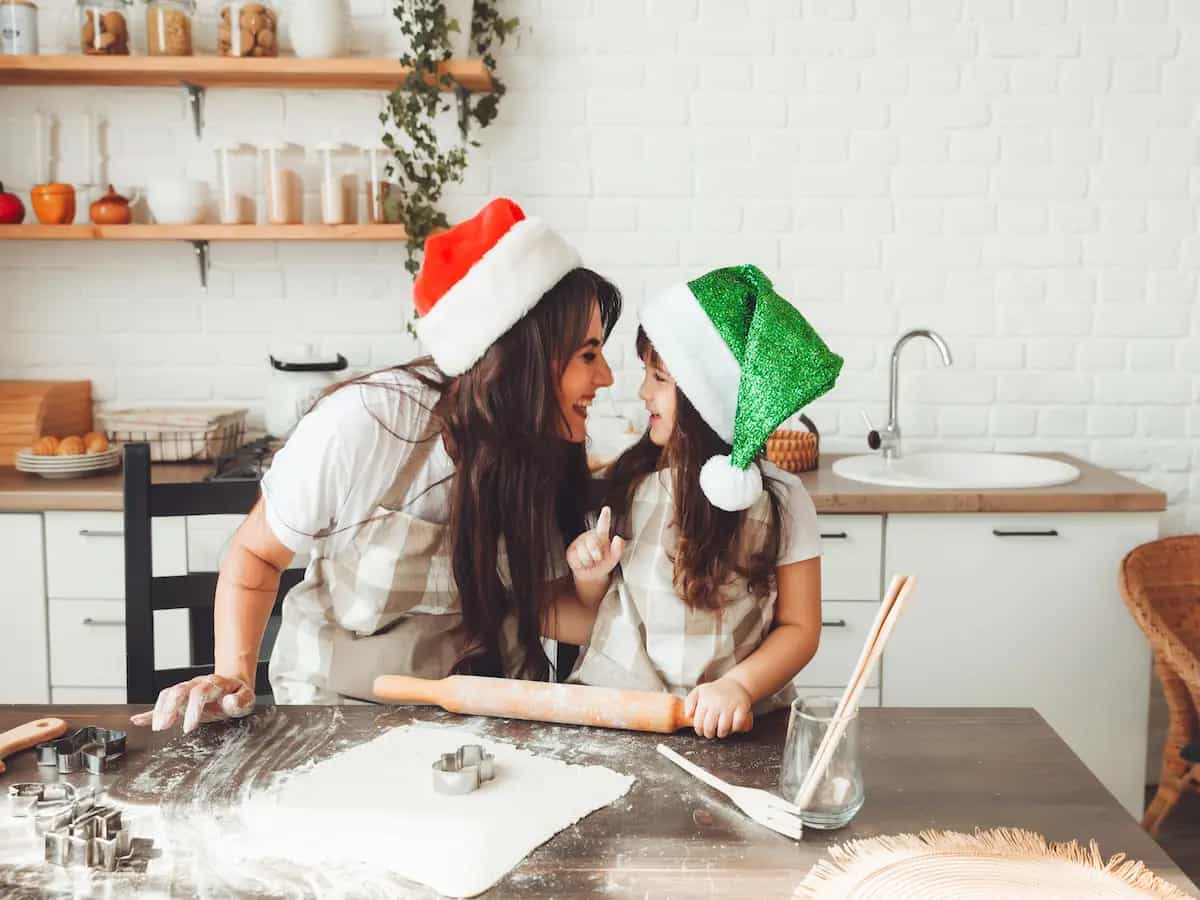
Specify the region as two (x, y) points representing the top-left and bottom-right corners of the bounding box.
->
(571, 470), (804, 711)
(269, 431), (528, 704)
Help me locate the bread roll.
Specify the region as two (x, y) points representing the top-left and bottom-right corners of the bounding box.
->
(56, 436), (86, 456)
(33, 435), (60, 456)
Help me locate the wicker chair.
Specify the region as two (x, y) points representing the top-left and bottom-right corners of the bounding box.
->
(1118, 535), (1200, 835)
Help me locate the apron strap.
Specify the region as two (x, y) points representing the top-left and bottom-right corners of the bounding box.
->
(379, 418), (444, 511)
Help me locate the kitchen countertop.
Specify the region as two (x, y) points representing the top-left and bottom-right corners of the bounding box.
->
(0, 704), (1193, 897)
(0, 451), (1166, 515)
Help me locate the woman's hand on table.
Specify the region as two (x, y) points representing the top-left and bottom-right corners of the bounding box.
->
(129, 674), (255, 733)
(685, 677), (754, 739)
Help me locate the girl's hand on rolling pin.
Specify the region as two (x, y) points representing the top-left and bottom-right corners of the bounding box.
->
(686, 677), (754, 739)
(129, 674), (255, 734)
(566, 506), (625, 584)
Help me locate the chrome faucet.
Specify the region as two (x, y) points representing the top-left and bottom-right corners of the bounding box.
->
(863, 329), (953, 460)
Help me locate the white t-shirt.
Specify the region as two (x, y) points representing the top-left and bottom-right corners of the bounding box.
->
(261, 368), (455, 557)
(762, 461), (822, 566)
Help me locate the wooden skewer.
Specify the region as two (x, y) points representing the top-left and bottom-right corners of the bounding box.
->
(794, 575), (916, 810)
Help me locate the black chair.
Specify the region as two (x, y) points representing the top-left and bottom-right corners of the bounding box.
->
(123, 441), (303, 704)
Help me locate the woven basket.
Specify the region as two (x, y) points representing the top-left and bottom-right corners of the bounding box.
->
(765, 414), (819, 473)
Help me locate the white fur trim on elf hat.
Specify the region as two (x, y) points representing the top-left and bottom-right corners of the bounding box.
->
(638, 281), (740, 444)
(700, 455), (763, 511)
(417, 217), (581, 376)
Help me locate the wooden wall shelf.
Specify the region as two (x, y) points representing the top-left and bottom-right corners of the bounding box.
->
(0, 224), (409, 241)
(0, 55), (493, 92)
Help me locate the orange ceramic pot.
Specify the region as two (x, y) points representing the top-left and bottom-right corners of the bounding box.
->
(31, 183), (76, 225)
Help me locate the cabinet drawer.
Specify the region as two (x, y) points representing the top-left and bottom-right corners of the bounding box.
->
(816, 515), (882, 601)
(45, 511), (187, 599)
(49, 599), (189, 687)
(793, 602), (879, 690)
(52, 687), (128, 704)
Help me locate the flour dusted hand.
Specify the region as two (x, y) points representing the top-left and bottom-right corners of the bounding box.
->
(129, 674), (255, 733)
(567, 506), (625, 585)
(685, 677), (754, 739)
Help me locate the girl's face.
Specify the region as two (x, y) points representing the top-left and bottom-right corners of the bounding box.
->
(638, 353), (677, 447)
(557, 304), (614, 443)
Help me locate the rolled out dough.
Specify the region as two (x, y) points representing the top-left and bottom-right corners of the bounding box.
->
(240, 725), (634, 897)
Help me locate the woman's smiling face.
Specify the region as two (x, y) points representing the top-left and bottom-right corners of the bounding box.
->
(557, 303), (614, 443)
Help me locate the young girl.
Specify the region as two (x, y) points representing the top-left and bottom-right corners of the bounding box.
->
(565, 264), (843, 740)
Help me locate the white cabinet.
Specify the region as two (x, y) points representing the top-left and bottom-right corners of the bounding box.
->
(0, 513), (49, 703)
(42, 511), (190, 693)
(816, 514), (883, 601)
(881, 512), (1159, 817)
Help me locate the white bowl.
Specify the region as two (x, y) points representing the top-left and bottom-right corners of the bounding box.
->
(147, 179), (210, 225)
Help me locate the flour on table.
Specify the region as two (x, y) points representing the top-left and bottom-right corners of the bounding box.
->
(232, 725), (634, 898)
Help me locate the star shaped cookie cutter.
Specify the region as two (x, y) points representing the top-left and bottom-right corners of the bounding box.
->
(432, 744), (496, 795)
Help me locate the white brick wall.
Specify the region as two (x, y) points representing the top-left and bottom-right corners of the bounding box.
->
(1, 0), (1198, 532)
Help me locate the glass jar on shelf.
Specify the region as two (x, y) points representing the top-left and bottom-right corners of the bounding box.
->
(145, 0), (194, 56)
(0, 0), (39, 55)
(260, 141), (304, 225)
(361, 146), (396, 225)
(78, 0), (131, 55)
(313, 142), (359, 225)
(218, 0), (278, 57)
(214, 141), (257, 225)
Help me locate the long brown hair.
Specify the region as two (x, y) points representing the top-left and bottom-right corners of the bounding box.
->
(333, 268), (622, 680)
(604, 327), (783, 611)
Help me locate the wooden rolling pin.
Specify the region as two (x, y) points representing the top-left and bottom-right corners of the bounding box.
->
(373, 674), (693, 734)
(0, 717), (67, 775)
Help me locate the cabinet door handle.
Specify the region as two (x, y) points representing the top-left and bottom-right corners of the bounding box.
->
(821, 619), (847, 628)
(992, 528), (1059, 538)
(78, 529), (124, 538)
(820, 531), (848, 540)
(82, 617), (125, 627)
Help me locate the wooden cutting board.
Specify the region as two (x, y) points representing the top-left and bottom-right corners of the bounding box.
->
(0, 380), (92, 465)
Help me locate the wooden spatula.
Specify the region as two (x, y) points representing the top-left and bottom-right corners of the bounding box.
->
(0, 717), (68, 774)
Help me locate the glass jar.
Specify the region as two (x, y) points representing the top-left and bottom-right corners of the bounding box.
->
(313, 142), (359, 225)
(78, 0), (131, 55)
(214, 141), (257, 225)
(361, 146), (394, 224)
(0, 0), (39, 55)
(145, 0), (194, 56)
(289, 0), (346, 58)
(779, 695), (865, 829)
(219, 0), (277, 57)
(260, 141), (303, 225)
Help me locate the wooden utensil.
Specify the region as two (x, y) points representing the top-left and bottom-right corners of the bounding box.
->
(373, 674), (694, 734)
(0, 717), (67, 775)
(658, 744), (804, 840)
(794, 574), (916, 809)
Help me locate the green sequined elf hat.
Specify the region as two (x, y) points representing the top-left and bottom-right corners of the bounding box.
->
(638, 264), (844, 512)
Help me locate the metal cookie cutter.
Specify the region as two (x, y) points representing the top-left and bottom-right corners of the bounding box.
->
(37, 726), (127, 775)
(432, 745), (496, 795)
(8, 782), (76, 818)
(42, 802), (133, 872)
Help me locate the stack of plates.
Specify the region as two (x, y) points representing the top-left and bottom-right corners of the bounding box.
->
(15, 447), (122, 480)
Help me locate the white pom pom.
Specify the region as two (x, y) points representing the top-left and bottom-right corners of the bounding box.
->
(700, 455), (763, 511)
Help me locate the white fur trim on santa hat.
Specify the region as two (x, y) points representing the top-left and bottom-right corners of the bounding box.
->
(639, 281), (740, 444)
(417, 217), (581, 376)
(700, 455), (763, 511)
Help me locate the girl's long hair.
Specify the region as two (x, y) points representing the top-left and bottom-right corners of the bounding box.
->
(322, 267), (622, 679)
(603, 327), (783, 611)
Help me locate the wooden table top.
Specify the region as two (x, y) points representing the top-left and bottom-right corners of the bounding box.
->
(0, 705), (1192, 897)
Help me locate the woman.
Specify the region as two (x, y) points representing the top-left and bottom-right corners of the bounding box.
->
(134, 198), (622, 732)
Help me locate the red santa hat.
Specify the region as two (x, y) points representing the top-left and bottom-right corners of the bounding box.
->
(413, 198), (581, 375)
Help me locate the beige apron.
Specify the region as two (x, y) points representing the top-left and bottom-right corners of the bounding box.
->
(570, 470), (795, 712)
(269, 428), (525, 704)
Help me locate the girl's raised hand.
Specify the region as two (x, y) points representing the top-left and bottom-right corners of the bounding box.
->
(566, 506), (625, 583)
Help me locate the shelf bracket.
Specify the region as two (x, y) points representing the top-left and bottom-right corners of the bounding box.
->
(190, 240), (210, 291)
(455, 84), (471, 140)
(182, 80), (205, 139)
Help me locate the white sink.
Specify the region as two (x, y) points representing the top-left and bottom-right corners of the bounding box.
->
(832, 452), (1080, 490)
